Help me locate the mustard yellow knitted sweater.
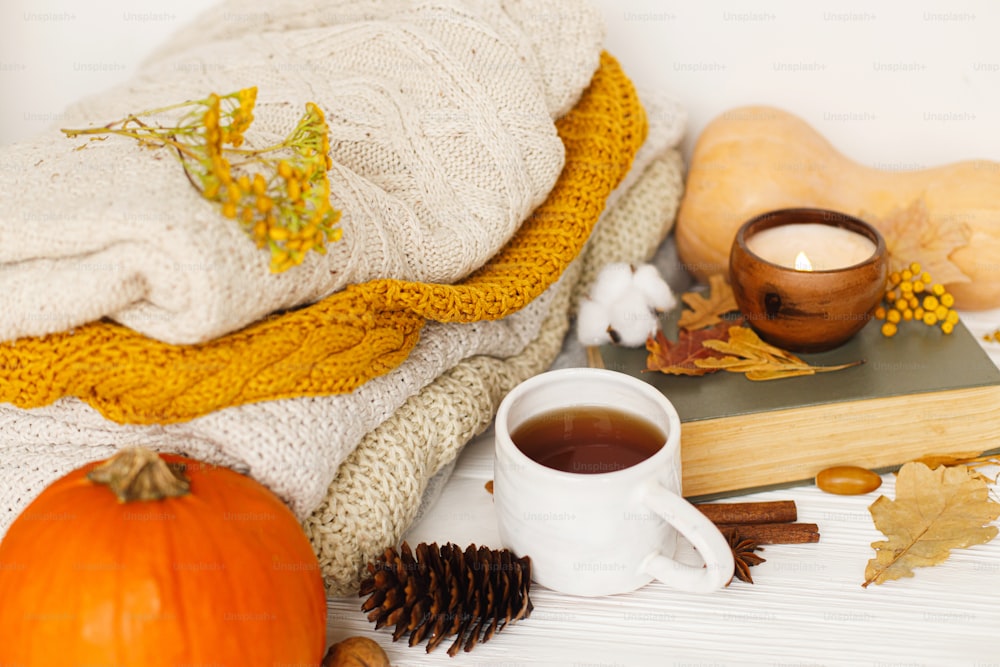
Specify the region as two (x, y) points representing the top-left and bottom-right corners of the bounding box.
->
(0, 53), (645, 425)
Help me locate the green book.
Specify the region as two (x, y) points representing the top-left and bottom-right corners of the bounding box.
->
(599, 315), (1000, 499)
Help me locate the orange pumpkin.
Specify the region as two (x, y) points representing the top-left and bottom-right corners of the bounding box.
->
(0, 448), (327, 666)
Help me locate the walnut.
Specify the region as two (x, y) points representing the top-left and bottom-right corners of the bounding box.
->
(322, 636), (391, 667)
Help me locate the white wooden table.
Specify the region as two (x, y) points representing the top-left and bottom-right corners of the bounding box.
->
(3, 3), (998, 664)
(325, 309), (1000, 667)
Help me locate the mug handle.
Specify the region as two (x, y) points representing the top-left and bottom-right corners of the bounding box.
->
(639, 482), (735, 593)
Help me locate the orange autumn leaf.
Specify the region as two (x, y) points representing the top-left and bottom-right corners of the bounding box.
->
(645, 321), (732, 376)
(678, 274), (738, 331)
(863, 462), (1000, 587)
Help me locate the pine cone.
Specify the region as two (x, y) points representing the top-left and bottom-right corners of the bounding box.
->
(359, 541), (533, 656)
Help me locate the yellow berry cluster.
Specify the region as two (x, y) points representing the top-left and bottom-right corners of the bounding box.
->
(63, 88), (341, 273)
(984, 329), (1000, 344)
(874, 262), (959, 337)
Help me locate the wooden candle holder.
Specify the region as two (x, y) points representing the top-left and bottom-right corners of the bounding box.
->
(729, 208), (888, 352)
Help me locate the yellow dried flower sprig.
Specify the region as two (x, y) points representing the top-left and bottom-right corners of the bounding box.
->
(62, 87), (341, 273)
(874, 262), (959, 337)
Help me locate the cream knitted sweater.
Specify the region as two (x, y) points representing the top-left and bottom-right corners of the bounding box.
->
(0, 92), (686, 553)
(0, 0), (603, 344)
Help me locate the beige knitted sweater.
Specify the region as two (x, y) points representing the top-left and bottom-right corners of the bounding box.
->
(0, 90), (685, 542)
(310, 145), (686, 595)
(0, 0), (604, 345)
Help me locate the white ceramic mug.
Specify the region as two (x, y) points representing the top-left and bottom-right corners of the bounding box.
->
(493, 367), (734, 597)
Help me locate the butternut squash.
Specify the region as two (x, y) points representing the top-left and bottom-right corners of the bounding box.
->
(676, 105), (1000, 310)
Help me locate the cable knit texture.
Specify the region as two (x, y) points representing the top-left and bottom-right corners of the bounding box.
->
(145, 0), (604, 121)
(309, 144), (686, 595)
(0, 52), (644, 425)
(0, 0), (605, 346)
(0, 143), (685, 587)
(0, 87), (683, 542)
(0, 291), (556, 524)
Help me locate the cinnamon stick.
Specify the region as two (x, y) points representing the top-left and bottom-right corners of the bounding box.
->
(585, 345), (605, 369)
(695, 500), (797, 525)
(718, 522), (820, 544)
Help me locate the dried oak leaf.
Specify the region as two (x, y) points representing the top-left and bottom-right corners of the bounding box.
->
(862, 462), (1000, 587)
(913, 452), (1000, 484)
(869, 198), (971, 287)
(694, 326), (863, 380)
(677, 274), (738, 331)
(908, 451), (999, 484)
(910, 450), (986, 469)
(645, 321), (732, 376)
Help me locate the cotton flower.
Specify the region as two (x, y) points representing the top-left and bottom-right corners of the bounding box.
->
(577, 262), (676, 347)
(632, 264), (675, 311)
(588, 262), (634, 304)
(607, 290), (659, 346)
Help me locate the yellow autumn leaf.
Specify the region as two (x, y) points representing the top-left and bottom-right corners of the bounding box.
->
(694, 326), (863, 380)
(862, 462), (1000, 587)
(677, 274), (738, 331)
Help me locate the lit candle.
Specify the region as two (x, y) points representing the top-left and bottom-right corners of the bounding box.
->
(730, 208), (888, 352)
(745, 223), (877, 271)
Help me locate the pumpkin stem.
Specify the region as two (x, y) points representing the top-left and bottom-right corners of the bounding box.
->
(87, 447), (190, 502)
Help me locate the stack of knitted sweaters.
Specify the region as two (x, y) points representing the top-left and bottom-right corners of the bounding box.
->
(0, 0), (687, 594)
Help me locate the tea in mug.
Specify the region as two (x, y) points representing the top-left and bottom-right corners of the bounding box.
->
(510, 406), (665, 474)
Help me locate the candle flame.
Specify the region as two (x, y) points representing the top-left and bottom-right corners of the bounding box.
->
(794, 251), (813, 271)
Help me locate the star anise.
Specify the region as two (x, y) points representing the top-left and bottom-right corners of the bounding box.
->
(726, 530), (766, 585)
